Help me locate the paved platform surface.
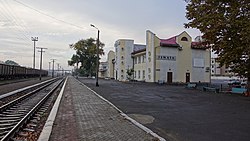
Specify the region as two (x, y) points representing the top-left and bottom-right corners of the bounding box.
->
(49, 76), (157, 141)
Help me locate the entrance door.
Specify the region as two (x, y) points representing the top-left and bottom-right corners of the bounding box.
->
(167, 72), (173, 83)
(116, 71), (118, 80)
(186, 73), (190, 83)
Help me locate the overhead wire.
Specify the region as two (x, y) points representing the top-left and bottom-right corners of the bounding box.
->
(0, 0), (87, 67)
(0, 0), (32, 46)
(4, 0), (32, 42)
(13, 0), (86, 30)
(0, 1), (31, 46)
(11, 0), (87, 49)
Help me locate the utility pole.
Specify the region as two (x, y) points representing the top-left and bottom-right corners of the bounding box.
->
(37, 47), (47, 80)
(57, 63), (60, 77)
(51, 59), (56, 78)
(49, 62), (51, 71)
(31, 37), (38, 69)
(49, 62), (51, 76)
(90, 24), (100, 87)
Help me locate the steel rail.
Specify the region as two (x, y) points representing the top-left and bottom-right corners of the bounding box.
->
(0, 79), (58, 112)
(0, 78), (65, 141)
(0, 78), (57, 100)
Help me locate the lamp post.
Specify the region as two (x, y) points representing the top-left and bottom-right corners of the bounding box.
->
(91, 24), (100, 87)
(31, 37), (38, 69)
(112, 59), (115, 79)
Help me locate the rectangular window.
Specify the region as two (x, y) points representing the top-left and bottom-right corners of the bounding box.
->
(142, 55), (146, 63)
(138, 56), (141, 64)
(148, 68), (151, 73)
(143, 70), (145, 79)
(193, 58), (204, 67)
(134, 57), (137, 64)
(134, 71), (136, 78)
(138, 70), (140, 79)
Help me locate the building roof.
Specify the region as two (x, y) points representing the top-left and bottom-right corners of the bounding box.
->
(133, 44), (146, 52)
(191, 42), (210, 50)
(131, 48), (146, 55)
(131, 44), (146, 55)
(160, 36), (180, 47)
(160, 34), (209, 50)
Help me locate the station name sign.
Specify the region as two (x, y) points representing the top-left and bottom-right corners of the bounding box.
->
(157, 55), (176, 61)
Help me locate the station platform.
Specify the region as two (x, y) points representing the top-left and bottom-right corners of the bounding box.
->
(38, 76), (164, 141)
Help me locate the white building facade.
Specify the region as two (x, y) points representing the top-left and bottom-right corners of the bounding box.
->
(114, 40), (134, 81)
(114, 30), (211, 83)
(107, 50), (115, 78)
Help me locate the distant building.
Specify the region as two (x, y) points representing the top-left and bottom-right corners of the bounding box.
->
(211, 58), (233, 76)
(114, 30), (211, 83)
(98, 62), (108, 78)
(114, 39), (134, 81)
(211, 58), (220, 75)
(107, 51), (115, 78)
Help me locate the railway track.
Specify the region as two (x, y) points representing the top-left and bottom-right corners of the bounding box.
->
(0, 77), (65, 141)
(0, 78), (58, 107)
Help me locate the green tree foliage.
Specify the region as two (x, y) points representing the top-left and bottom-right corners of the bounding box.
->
(68, 54), (80, 68)
(185, 0), (250, 86)
(69, 38), (105, 76)
(126, 68), (134, 80)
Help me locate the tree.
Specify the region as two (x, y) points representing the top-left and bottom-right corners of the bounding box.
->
(69, 38), (105, 76)
(5, 60), (19, 66)
(68, 54), (80, 68)
(185, 0), (250, 93)
(126, 68), (134, 80)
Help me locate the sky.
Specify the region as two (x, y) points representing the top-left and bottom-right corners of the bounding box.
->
(0, 0), (201, 70)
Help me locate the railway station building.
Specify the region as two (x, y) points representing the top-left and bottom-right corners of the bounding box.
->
(114, 30), (211, 83)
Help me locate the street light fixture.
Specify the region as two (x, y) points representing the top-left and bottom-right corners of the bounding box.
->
(112, 59), (115, 79)
(91, 24), (100, 87)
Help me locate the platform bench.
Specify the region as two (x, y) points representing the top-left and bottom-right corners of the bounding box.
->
(231, 88), (247, 94)
(185, 83), (197, 89)
(203, 86), (219, 93)
(158, 80), (164, 85)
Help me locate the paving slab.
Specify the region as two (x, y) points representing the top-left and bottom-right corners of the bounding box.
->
(48, 76), (159, 141)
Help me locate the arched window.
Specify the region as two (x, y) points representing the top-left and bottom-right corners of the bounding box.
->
(181, 37), (188, 41)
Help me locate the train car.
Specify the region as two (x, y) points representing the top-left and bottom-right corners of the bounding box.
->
(14, 66), (26, 78)
(0, 64), (11, 79)
(0, 63), (48, 80)
(0, 64), (3, 79)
